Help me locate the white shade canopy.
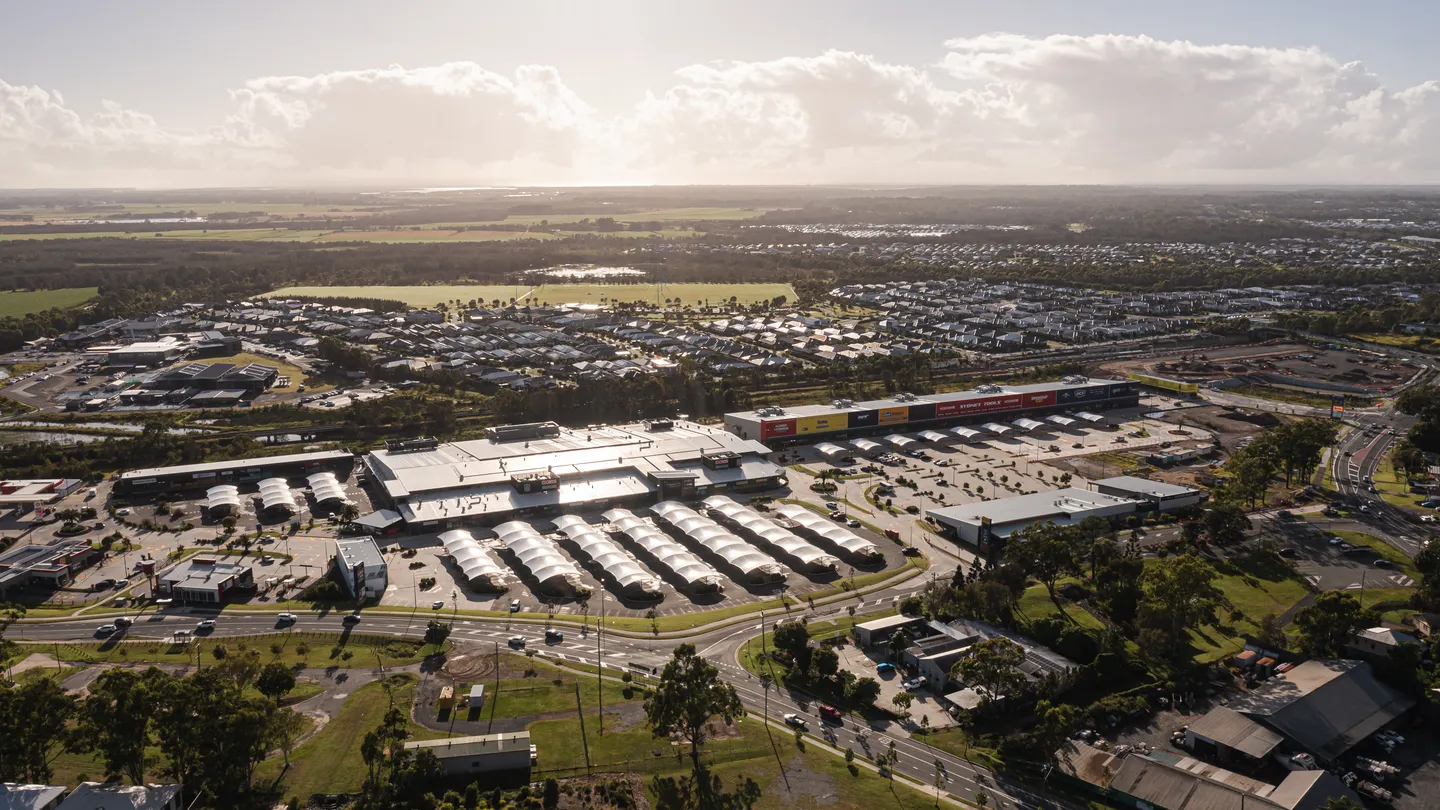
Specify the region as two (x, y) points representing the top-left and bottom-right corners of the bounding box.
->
(205, 485), (240, 515)
(602, 508), (722, 589)
(702, 495), (839, 571)
(647, 501), (782, 579)
(257, 477), (297, 513)
(493, 521), (582, 590)
(439, 529), (508, 588)
(773, 504), (882, 560)
(307, 472), (349, 505)
(551, 515), (661, 594)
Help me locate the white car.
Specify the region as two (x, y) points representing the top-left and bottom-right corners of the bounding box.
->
(510, 599), (522, 612)
(96, 624), (118, 636)
(196, 619), (216, 630)
(276, 613), (297, 624)
(115, 508), (131, 516)
(1421, 515), (1437, 523)
(902, 676), (927, 691)
(783, 713), (806, 728)
(432, 601), (445, 610)
(1329, 536), (1343, 545)
(508, 636), (526, 648)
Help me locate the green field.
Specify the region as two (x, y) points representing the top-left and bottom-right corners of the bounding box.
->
(262, 282), (797, 308)
(12, 203), (385, 221)
(0, 287), (98, 317)
(532, 283), (795, 307)
(0, 226), (709, 244)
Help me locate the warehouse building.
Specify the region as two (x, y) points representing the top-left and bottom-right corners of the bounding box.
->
(151, 362), (278, 394)
(104, 339), (186, 368)
(1227, 659), (1414, 763)
(1093, 475), (1206, 512)
(724, 377), (1138, 446)
(925, 488), (1141, 547)
(402, 732), (532, 776)
(362, 420), (784, 532)
(116, 450), (355, 496)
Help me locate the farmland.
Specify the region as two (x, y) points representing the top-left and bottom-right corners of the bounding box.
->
(0, 287), (99, 318)
(0, 226), (703, 243)
(262, 282), (797, 308)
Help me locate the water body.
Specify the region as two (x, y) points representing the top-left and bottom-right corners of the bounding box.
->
(2, 421), (209, 435)
(0, 430), (108, 446)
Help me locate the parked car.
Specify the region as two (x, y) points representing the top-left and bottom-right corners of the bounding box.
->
(510, 599), (522, 612)
(876, 662), (896, 675)
(432, 600), (445, 610)
(902, 676), (927, 691)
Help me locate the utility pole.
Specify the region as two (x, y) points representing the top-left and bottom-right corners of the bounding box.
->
(597, 582), (606, 735)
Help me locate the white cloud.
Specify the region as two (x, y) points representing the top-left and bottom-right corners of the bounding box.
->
(4, 36), (1440, 186)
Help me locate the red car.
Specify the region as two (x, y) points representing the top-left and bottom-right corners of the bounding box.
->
(819, 705), (842, 722)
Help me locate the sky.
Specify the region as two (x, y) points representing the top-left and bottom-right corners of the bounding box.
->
(4, 0), (1440, 188)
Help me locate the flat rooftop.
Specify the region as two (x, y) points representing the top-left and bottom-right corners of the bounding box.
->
(927, 488), (1139, 528)
(1095, 475), (1201, 498)
(120, 449), (353, 481)
(336, 537), (385, 570)
(728, 378), (1128, 420)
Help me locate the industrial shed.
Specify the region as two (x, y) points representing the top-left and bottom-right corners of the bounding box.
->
(649, 501), (783, 585)
(493, 521), (585, 596)
(602, 508), (723, 592)
(772, 504), (882, 561)
(256, 477), (297, 517)
(551, 515), (662, 598)
(439, 530), (509, 590)
(205, 485), (241, 519)
(702, 495), (838, 573)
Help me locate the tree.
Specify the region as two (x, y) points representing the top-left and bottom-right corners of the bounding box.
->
(1180, 521), (1204, 549)
(424, 620), (451, 648)
(1293, 591), (1365, 657)
(72, 667), (165, 785)
(892, 691), (915, 722)
(951, 637), (1025, 707)
(1034, 699), (1081, 752)
(811, 647), (839, 679)
(1203, 505), (1251, 547)
(1415, 539), (1440, 610)
(0, 676), (74, 783)
(542, 777), (560, 810)
(1095, 556), (1145, 627)
(644, 644), (744, 776)
(1012, 522), (1083, 615)
(1319, 797), (1363, 810)
(1138, 553), (1222, 657)
(214, 647), (263, 690)
(771, 620), (810, 661)
(267, 708), (308, 772)
(1255, 613), (1289, 650)
(888, 628), (911, 662)
(256, 662), (297, 703)
(847, 676), (882, 705)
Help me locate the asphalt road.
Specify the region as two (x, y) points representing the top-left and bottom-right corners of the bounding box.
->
(13, 587), (1072, 810)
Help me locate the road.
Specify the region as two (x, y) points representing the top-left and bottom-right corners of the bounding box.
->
(1328, 410), (1429, 558)
(12, 589), (1069, 809)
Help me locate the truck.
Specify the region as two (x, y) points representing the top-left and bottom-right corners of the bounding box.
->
(1356, 781), (1393, 803)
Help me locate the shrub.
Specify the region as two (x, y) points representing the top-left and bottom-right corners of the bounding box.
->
(211, 645), (227, 660)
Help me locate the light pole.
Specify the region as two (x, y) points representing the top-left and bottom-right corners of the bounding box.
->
(596, 579), (607, 735)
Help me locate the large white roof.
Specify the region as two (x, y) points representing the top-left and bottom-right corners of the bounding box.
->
(307, 471), (349, 505)
(257, 477), (296, 511)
